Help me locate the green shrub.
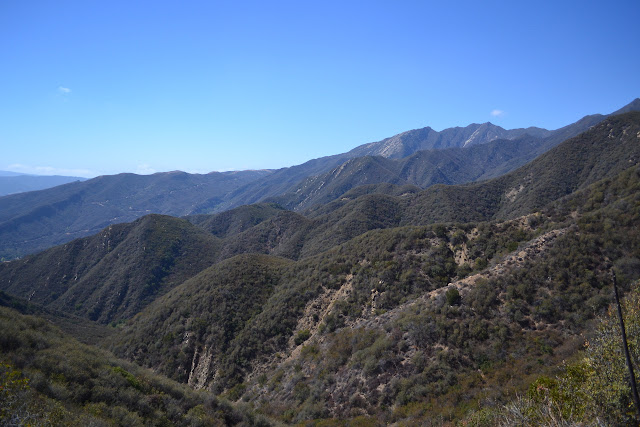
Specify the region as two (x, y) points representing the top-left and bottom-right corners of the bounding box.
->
(294, 329), (311, 346)
(446, 288), (461, 306)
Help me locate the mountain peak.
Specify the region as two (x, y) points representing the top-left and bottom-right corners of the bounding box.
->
(611, 98), (640, 115)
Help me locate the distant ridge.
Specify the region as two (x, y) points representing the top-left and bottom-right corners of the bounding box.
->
(212, 98), (640, 212)
(0, 170), (271, 259)
(345, 121), (551, 159)
(0, 173), (86, 196)
(0, 98), (637, 259)
(0, 111), (639, 422)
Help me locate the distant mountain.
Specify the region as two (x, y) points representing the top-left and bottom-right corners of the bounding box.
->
(209, 99), (640, 212)
(255, 100), (639, 212)
(401, 111), (640, 224)
(0, 173), (86, 196)
(108, 159), (640, 413)
(345, 122), (551, 158)
(267, 135), (543, 211)
(211, 123), (552, 211)
(0, 170), (271, 259)
(0, 99), (637, 260)
(1, 109), (640, 424)
(222, 112), (640, 259)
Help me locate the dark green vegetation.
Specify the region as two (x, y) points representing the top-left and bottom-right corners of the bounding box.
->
(105, 154), (640, 423)
(0, 214), (224, 324)
(2, 99), (637, 260)
(9, 112), (637, 328)
(0, 306), (270, 426)
(0, 108), (639, 424)
(460, 281), (640, 426)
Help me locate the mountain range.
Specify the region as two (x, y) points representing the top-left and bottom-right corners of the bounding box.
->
(0, 170), (270, 259)
(1, 98), (638, 260)
(0, 101), (639, 425)
(0, 172), (86, 197)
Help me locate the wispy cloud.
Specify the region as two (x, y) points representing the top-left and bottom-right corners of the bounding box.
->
(490, 109), (505, 117)
(58, 86), (71, 94)
(136, 164), (156, 175)
(7, 163), (93, 177)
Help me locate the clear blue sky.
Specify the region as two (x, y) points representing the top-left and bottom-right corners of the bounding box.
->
(1, 1), (639, 177)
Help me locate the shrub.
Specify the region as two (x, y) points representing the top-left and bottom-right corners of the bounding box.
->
(294, 329), (311, 346)
(445, 288), (461, 306)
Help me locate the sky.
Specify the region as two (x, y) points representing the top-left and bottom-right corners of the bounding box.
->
(1, 1), (639, 178)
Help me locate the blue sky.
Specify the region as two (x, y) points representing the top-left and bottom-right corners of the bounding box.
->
(1, 1), (639, 177)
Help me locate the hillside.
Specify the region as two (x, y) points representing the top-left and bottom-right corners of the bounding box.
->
(0, 107), (639, 424)
(0, 306), (270, 425)
(0, 99), (637, 261)
(0, 214), (223, 324)
(2, 112), (634, 323)
(2, 113), (638, 328)
(0, 174), (86, 197)
(0, 170), (270, 260)
(108, 162), (640, 422)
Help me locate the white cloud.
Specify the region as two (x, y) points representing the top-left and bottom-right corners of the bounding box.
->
(136, 164), (156, 175)
(58, 86), (71, 94)
(7, 163), (93, 177)
(490, 109), (505, 117)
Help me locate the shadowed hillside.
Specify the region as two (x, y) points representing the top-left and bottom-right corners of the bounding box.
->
(3, 113), (638, 328)
(1, 100), (637, 261)
(1, 104), (640, 425)
(0, 306), (270, 425)
(0, 215), (222, 324)
(0, 170), (270, 260)
(107, 162), (640, 422)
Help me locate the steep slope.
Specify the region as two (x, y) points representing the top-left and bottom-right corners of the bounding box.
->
(187, 203), (286, 238)
(108, 254), (292, 389)
(0, 306), (267, 425)
(107, 163), (640, 423)
(1, 100), (637, 261)
(221, 99), (639, 213)
(0, 170), (270, 259)
(3, 113), (635, 328)
(0, 214), (222, 323)
(245, 166), (640, 422)
(346, 122), (550, 159)
(269, 135), (542, 211)
(0, 174), (86, 196)
(402, 111), (640, 224)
